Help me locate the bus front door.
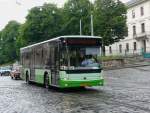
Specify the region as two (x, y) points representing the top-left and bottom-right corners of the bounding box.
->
(50, 46), (59, 86)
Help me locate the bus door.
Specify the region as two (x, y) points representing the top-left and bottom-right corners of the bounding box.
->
(30, 48), (35, 81)
(50, 44), (59, 86)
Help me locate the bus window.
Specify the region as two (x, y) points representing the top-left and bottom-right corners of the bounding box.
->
(60, 48), (68, 67)
(60, 47), (101, 70)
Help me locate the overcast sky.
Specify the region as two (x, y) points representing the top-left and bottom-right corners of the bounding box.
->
(0, 0), (130, 30)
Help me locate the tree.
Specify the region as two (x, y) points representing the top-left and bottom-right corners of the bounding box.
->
(18, 3), (63, 46)
(94, 0), (127, 55)
(0, 21), (21, 64)
(62, 0), (93, 35)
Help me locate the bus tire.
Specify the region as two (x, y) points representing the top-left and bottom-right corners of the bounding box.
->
(80, 86), (86, 90)
(44, 72), (49, 89)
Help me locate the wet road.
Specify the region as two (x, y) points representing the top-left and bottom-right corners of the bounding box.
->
(0, 66), (150, 113)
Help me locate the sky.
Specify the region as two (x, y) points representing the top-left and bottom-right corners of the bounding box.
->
(0, 0), (130, 30)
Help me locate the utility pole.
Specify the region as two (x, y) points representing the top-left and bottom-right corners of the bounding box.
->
(91, 14), (94, 36)
(80, 19), (82, 35)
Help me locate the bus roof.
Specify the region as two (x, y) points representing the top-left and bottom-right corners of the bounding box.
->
(20, 35), (102, 51)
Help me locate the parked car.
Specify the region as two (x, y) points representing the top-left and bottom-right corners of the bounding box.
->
(0, 67), (11, 76)
(10, 66), (21, 79)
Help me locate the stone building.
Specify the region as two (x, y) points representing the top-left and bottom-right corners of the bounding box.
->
(106, 0), (150, 56)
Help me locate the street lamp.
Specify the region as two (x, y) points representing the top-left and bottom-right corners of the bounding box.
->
(16, 0), (21, 5)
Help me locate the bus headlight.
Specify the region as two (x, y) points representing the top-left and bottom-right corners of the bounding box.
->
(100, 70), (104, 79)
(65, 84), (68, 86)
(100, 75), (103, 79)
(64, 77), (68, 80)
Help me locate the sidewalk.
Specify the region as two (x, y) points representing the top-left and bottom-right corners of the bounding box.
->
(104, 59), (150, 70)
(124, 60), (150, 67)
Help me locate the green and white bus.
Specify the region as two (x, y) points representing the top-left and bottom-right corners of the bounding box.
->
(20, 36), (104, 88)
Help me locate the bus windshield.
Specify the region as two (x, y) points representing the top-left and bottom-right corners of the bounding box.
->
(60, 46), (101, 70)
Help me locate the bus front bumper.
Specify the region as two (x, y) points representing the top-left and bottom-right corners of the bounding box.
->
(59, 79), (104, 88)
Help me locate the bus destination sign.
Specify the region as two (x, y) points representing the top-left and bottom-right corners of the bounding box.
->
(63, 38), (101, 46)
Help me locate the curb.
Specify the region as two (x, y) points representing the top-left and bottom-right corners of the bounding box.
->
(104, 64), (150, 71)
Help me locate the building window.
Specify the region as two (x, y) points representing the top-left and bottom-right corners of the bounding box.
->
(126, 43), (129, 52)
(133, 25), (136, 35)
(119, 44), (122, 53)
(109, 46), (112, 54)
(133, 42), (137, 51)
(132, 10), (135, 18)
(126, 27), (129, 37)
(141, 23), (145, 33)
(140, 7), (144, 16)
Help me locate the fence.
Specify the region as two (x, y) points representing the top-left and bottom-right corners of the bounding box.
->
(105, 47), (150, 58)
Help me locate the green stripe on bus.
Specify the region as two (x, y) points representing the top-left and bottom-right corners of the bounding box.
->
(59, 79), (104, 88)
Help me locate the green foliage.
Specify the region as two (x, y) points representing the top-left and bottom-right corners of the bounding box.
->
(18, 3), (63, 45)
(62, 0), (92, 35)
(94, 0), (127, 46)
(0, 21), (20, 64)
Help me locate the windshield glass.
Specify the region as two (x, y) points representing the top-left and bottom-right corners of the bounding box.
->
(60, 46), (101, 70)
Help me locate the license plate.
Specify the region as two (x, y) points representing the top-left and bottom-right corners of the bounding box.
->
(80, 83), (89, 86)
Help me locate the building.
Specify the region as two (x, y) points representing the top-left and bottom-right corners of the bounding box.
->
(106, 0), (150, 56)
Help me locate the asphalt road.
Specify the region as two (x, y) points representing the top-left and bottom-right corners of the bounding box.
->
(0, 66), (150, 113)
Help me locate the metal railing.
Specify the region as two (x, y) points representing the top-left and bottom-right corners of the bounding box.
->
(106, 48), (150, 57)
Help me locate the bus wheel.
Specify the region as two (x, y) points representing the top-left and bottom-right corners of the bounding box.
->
(26, 71), (30, 84)
(44, 74), (49, 89)
(80, 86), (86, 90)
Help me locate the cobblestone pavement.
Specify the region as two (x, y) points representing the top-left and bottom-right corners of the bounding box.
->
(0, 66), (150, 113)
